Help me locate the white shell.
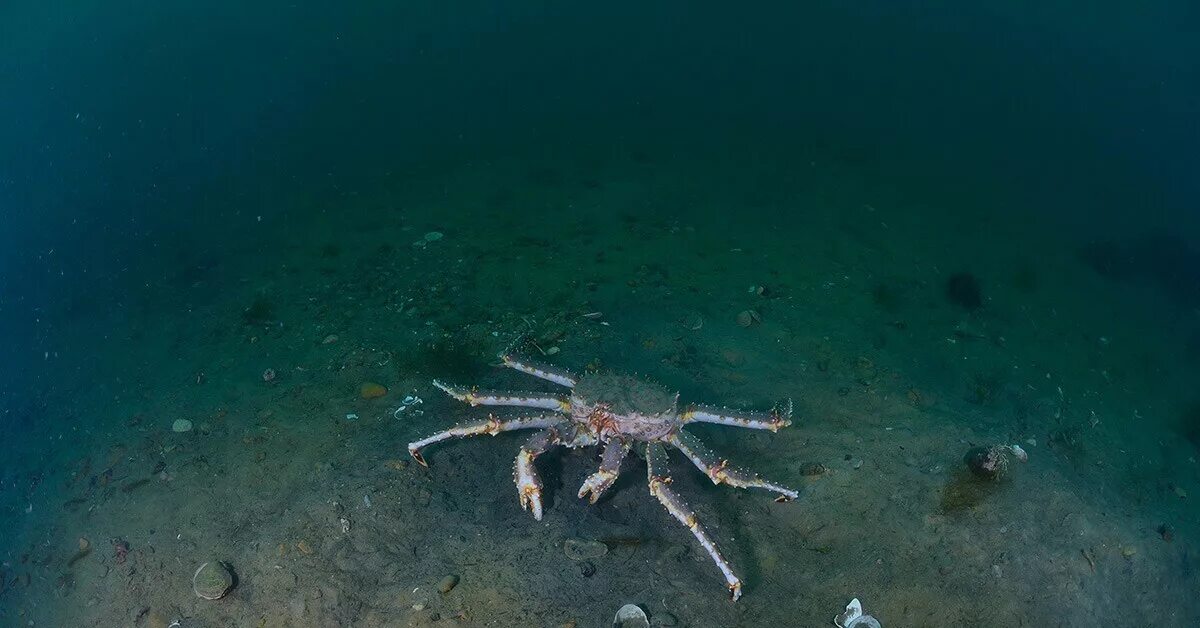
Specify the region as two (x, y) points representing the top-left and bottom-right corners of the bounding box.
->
(1010, 444), (1028, 462)
(612, 604), (649, 628)
(835, 598), (882, 628)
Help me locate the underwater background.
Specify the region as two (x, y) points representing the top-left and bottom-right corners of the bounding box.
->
(2, 1), (1199, 626)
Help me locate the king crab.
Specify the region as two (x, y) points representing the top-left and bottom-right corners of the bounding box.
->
(408, 353), (798, 600)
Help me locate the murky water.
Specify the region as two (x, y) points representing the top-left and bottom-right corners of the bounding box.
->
(2, 3), (1199, 626)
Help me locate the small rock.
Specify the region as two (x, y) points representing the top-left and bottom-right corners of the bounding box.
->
(321, 334), (339, 345)
(852, 459), (864, 470)
(579, 561), (596, 577)
(799, 463), (828, 476)
(438, 574), (459, 594)
(360, 382), (388, 399)
(564, 538), (608, 561)
(423, 231), (444, 242)
(735, 309), (761, 328)
(172, 419), (193, 433)
(192, 560), (235, 600)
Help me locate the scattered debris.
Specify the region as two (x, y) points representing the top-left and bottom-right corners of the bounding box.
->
(392, 394), (424, 418)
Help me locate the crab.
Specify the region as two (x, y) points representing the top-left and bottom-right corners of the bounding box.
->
(407, 354), (798, 600)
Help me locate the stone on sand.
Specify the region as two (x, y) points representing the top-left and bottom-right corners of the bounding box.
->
(172, 419), (194, 433)
(360, 382), (388, 399)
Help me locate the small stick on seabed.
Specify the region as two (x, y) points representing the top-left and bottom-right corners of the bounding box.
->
(1080, 548), (1096, 572)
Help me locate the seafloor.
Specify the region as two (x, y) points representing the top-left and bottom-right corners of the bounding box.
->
(2, 151), (1199, 627)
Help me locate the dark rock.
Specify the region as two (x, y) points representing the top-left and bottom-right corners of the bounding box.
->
(964, 446), (1003, 480)
(946, 273), (982, 310)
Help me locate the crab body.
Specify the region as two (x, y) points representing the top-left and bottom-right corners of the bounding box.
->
(571, 373), (679, 441)
(407, 354), (798, 601)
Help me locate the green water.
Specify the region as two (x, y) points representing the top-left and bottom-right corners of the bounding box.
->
(2, 2), (1198, 626)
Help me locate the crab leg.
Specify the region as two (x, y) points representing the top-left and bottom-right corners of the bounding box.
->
(577, 438), (631, 503)
(680, 399), (792, 432)
(667, 431), (799, 502)
(514, 427), (563, 521)
(500, 354), (577, 388)
(434, 380), (570, 411)
(407, 414), (564, 467)
(645, 442), (743, 601)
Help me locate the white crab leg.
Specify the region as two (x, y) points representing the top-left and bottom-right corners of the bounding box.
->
(646, 442), (743, 601)
(407, 414), (564, 466)
(500, 354), (577, 388)
(680, 399), (792, 432)
(667, 430), (799, 501)
(514, 427), (564, 521)
(577, 438), (631, 503)
(434, 380), (570, 411)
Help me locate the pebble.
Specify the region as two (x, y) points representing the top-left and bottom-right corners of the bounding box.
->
(799, 463), (828, 476)
(438, 574), (460, 594)
(172, 419), (194, 433)
(735, 309), (761, 328)
(423, 231), (444, 242)
(321, 334), (339, 345)
(579, 561), (596, 577)
(360, 382), (388, 399)
(564, 538), (608, 561)
(192, 560), (235, 600)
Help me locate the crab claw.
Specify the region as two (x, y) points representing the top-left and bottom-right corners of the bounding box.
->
(577, 470), (617, 504)
(514, 450), (544, 520)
